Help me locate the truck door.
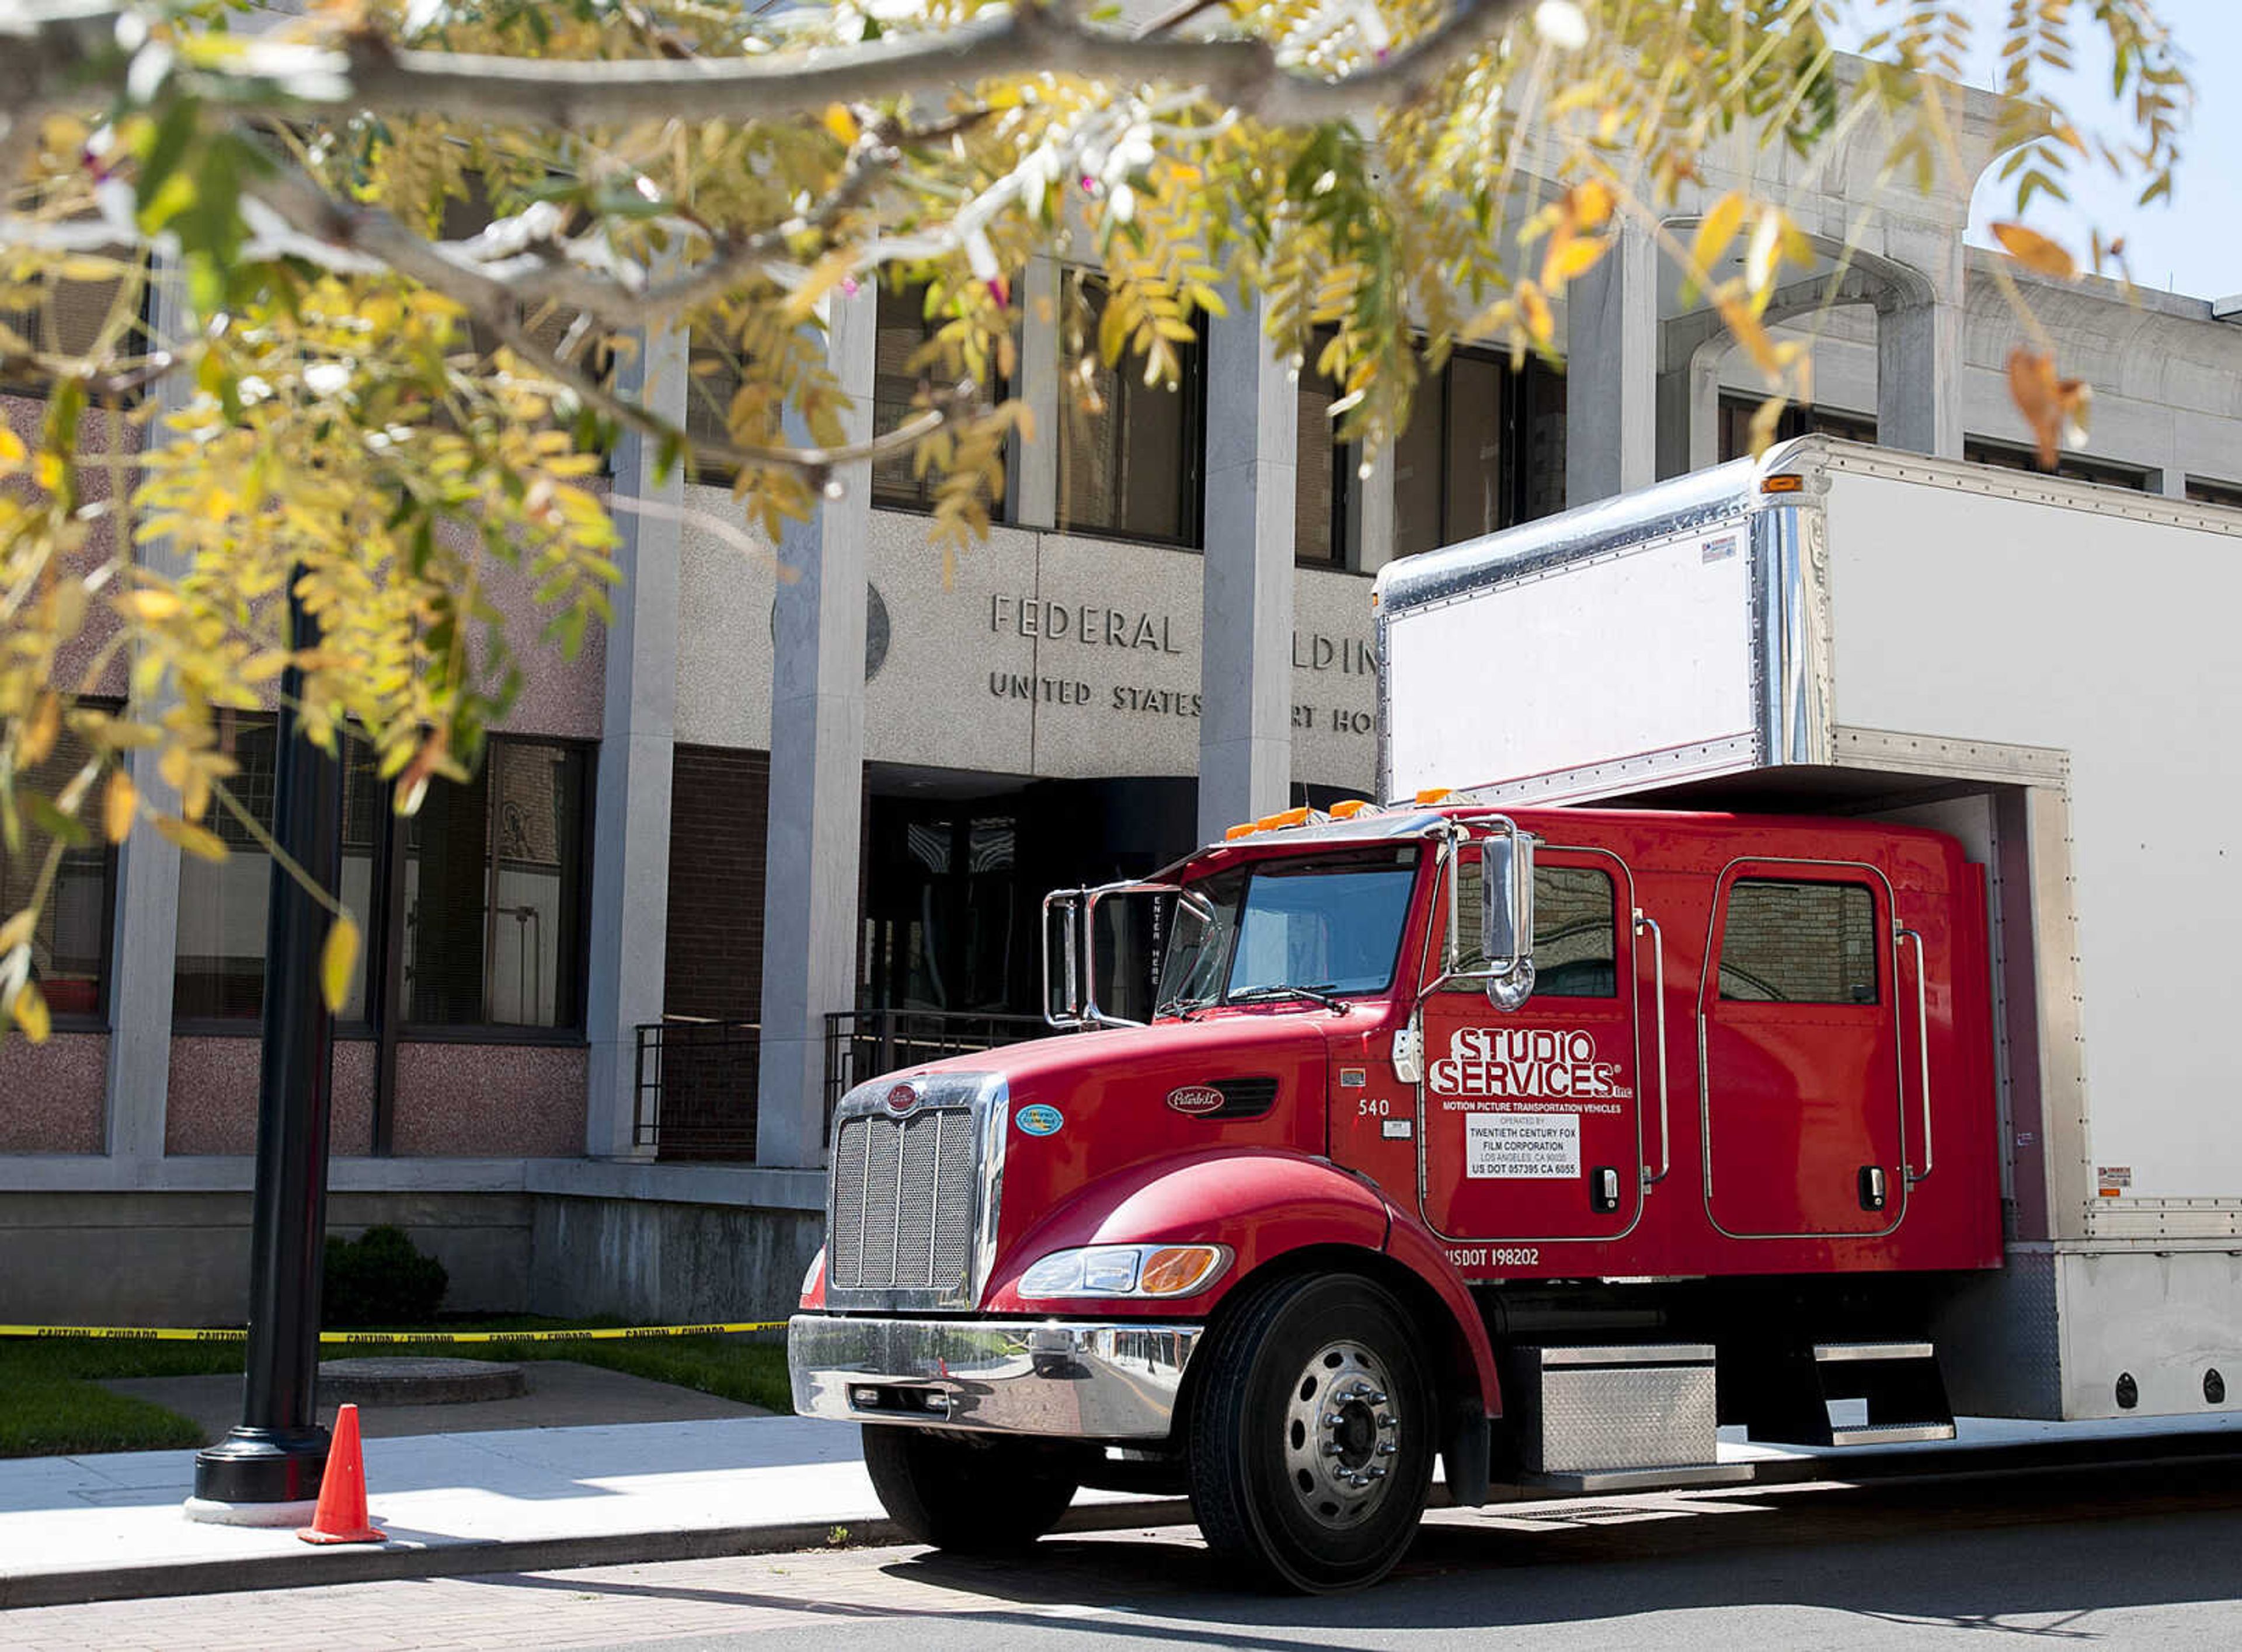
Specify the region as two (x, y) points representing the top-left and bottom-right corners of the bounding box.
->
(1418, 846), (1646, 1243)
(1697, 861), (1909, 1238)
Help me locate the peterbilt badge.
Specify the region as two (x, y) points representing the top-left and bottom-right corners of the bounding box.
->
(1167, 1085), (1226, 1116)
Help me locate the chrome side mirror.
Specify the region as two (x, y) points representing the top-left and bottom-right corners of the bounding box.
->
(1042, 880), (1181, 1029)
(1480, 826), (1536, 1012)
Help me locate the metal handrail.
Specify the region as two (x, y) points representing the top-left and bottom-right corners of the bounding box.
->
(1634, 909), (1670, 1186)
(1898, 927), (1934, 1184)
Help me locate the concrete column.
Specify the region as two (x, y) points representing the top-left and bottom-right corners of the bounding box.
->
(1197, 294), (1297, 843)
(755, 290), (875, 1168)
(1352, 445), (1397, 575)
(1564, 221), (1658, 506)
(581, 318), (687, 1159)
(1875, 229), (1965, 459)
(102, 254), (193, 1162)
(1010, 255), (1060, 529)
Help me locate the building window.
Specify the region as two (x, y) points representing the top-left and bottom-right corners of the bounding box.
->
(1295, 334), (1351, 567)
(0, 718), (116, 1023)
(0, 240), (147, 399)
(684, 321), (742, 485)
(1717, 395), (1877, 462)
(870, 283), (1004, 515)
(689, 284), (1001, 507)
(174, 714), (381, 1023)
(173, 722), (592, 1034)
(1718, 879), (1878, 1005)
(1392, 350), (1566, 560)
(2187, 477), (2242, 510)
(1964, 439), (2149, 492)
(1055, 276), (1204, 548)
(404, 740), (591, 1030)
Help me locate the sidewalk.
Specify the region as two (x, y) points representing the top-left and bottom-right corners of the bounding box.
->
(5, 1410), (2239, 1611)
(0, 1414), (1185, 1610)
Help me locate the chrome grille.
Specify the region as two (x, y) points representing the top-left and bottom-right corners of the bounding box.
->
(830, 1107), (978, 1295)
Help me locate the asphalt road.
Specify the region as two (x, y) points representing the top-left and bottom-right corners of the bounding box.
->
(6, 1458), (2240, 1651)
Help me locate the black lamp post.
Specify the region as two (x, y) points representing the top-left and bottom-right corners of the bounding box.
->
(191, 578), (343, 1509)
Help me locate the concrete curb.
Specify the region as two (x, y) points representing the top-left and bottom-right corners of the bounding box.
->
(0, 1497), (1199, 1612)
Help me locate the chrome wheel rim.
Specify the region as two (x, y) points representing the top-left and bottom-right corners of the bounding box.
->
(1281, 1338), (1400, 1529)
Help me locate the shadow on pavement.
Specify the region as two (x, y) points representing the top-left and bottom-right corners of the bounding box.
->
(858, 1458), (2242, 1639)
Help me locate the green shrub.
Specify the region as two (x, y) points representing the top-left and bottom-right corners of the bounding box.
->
(322, 1225), (449, 1327)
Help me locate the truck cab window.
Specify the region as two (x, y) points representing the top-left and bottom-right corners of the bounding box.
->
(1449, 862), (1618, 996)
(1718, 879), (1878, 1003)
(1158, 850), (1418, 1015)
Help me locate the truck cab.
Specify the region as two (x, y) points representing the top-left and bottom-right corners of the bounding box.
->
(789, 797), (2000, 1590)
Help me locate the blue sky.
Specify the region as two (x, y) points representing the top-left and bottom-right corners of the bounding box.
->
(1952, 0), (2237, 300)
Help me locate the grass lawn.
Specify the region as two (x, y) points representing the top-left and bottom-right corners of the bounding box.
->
(0, 1319), (792, 1459)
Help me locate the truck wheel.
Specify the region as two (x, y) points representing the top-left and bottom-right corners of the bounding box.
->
(860, 1426), (1081, 1553)
(1187, 1273), (1436, 1592)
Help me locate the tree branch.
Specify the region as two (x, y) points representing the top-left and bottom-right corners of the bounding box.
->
(243, 165), (987, 484)
(10, 0), (1533, 136)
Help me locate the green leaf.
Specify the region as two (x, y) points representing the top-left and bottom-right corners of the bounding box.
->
(23, 793), (90, 849)
(135, 100), (200, 232)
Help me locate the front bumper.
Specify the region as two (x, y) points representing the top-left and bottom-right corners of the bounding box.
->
(788, 1314), (1201, 1440)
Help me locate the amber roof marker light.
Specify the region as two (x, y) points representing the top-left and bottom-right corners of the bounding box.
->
(1762, 473), (1805, 494)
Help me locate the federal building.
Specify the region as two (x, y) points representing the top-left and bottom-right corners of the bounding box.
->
(5, 69), (2241, 1323)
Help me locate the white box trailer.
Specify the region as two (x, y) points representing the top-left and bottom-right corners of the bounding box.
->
(1373, 435), (2242, 1423)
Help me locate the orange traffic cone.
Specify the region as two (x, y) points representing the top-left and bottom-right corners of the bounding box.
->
(298, 1403), (385, 1545)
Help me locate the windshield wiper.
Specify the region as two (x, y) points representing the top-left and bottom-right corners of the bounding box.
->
(1163, 996), (1216, 1021)
(1225, 983), (1353, 1016)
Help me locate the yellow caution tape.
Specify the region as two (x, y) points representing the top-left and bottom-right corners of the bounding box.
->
(0, 1321), (788, 1344)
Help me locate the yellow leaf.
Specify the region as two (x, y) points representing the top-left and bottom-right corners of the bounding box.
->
(119, 589), (183, 622)
(32, 451), (64, 493)
(240, 650), (293, 682)
(9, 981), (50, 1044)
(781, 252), (858, 323)
(1747, 395), (1788, 457)
(0, 427), (23, 469)
(1991, 222), (2078, 281)
(21, 692), (60, 765)
(1541, 232), (1611, 288)
(0, 908), (35, 954)
(321, 913), (360, 1013)
(1516, 281), (1554, 350)
(1568, 179), (1615, 230)
(1688, 193), (1746, 294)
(1715, 293), (1783, 375)
(2006, 346), (2090, 468)
(821, 103), (861, 147)
(152, 814), (228, 862)
(103, 769), (136, 843)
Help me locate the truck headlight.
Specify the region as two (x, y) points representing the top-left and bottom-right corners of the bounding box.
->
(1017, 1243), (1230, 1299)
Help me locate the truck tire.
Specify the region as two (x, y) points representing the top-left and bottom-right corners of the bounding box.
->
(860, 1425), (1082, 1553)
(1186, 1272), (1436, 1592)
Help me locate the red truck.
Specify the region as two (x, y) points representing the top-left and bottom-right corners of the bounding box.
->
(789, 439), (2242, 1591)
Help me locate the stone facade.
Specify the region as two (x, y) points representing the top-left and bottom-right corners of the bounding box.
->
(6, 69), (2242, 1326)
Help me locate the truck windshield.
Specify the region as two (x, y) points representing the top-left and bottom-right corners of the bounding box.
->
(1157, 849), (1420, 1016)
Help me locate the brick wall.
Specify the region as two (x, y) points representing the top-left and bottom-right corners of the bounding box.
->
(663, 745), (771, 1021)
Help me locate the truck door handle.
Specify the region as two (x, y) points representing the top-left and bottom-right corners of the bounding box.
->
(1634, 909), (1670, 1187)
(1898, 927), (1933, 1184)
(1591, 1166), (1623, 1213)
